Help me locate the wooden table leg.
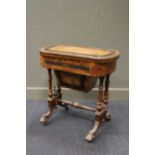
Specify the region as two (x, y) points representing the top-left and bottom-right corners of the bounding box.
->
(85, 77), (105, 142)
(40, 69), (57, 126)
(102, 74), (111, 121)
(57, 80), (69, 110)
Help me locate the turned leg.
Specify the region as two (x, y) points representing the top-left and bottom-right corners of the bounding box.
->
(102, 74), (111, 121)
(85, 77), (105, 142)
(40, 69), (56, 126)
(57, 80), (68, 110)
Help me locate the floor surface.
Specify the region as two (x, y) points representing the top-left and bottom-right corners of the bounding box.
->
(27, 99), (129, 155)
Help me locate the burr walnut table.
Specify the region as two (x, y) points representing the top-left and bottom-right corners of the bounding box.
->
(39, 45), (120, 142)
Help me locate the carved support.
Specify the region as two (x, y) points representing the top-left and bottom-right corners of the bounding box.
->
(40, 69), (57, 125)
(48, 69), (52, 97)
(57, 79), (69, 110)
(40, 96), (57, 125)
(40, 71), (111, 141)
(97, 77), (104, 113)
(85, 77), (105, 142)
(102, 74), (111, 121)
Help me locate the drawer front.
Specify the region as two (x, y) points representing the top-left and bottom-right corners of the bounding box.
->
(45, 59), (89, 71)
(40, 54), (117, 77)
(40, 55), (93, 76)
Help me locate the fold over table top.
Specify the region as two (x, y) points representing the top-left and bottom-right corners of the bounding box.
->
(40, 45), (120, 61)
(40, 45), (120, 77)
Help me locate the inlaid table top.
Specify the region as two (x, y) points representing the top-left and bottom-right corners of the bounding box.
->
(40, 45), (120, 77)
(40, 45), (120, 61)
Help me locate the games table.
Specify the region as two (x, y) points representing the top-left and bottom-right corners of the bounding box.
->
(39, 45), (120, 142)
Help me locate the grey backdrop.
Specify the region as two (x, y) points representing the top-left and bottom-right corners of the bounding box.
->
(26, 0), (129, 100)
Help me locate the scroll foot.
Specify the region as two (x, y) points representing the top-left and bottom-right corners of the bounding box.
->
(85, 131), (95, 142)
(85, 121), (101, 142)
(40, 107), (53, 126)
(40, 115), (49, 126)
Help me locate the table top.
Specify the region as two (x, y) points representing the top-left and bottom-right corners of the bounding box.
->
(40, 45), (120, 61)
(40, 45), (120, 76)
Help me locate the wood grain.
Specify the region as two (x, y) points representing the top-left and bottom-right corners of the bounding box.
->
(39, 45), (120, 142)
(40, 45), (119, 77)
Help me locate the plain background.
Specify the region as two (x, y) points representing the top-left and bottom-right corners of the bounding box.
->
(1, 0), (155, 155)
(26, 0), (129, 100)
